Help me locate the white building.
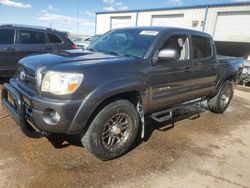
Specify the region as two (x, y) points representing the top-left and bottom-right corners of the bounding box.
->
(95, 2), (250, 58)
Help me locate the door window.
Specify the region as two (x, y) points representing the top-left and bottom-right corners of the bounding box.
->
(192, 36), (212, 59)
(0, 29), (15, 44)
(19, 30), (46, 44)
(48, 33), (62, 43)
(161, 35), (190, 61)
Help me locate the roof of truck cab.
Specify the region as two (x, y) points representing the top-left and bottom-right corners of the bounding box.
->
(112, 26), (212, 38)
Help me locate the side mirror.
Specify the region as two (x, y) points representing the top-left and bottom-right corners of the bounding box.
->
(158, 49), (178, 60)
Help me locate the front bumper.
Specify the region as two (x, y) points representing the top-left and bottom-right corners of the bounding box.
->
(1, 79), (97, 137)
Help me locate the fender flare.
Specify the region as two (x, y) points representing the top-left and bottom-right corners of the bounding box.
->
(67, 77), (147, 134)
(210, 71), (237, 97)
(86, 77), (147, 101)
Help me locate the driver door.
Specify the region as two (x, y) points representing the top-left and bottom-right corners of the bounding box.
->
(148, 33), (193, 111)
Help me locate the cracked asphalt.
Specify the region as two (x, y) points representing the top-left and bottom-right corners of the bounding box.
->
(0, 82), (250, 188)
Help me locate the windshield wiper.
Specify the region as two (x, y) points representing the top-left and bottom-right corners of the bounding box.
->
(88, 49), (133, 57)
(86, 47), (96, 52)
(98, 50), (122, 56)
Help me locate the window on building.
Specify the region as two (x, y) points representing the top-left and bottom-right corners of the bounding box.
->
(19, 30), (46, 44)
(48, 33), (62, 43)
(0, 29), (15, 44)
(192, 36), (212, 59)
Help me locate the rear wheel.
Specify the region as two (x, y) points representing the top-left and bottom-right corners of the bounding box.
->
(81, 100), (139, 160)
(208, 80), (234, 113)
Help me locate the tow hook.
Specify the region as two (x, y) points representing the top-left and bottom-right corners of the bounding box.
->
(41, 130), (50, 137)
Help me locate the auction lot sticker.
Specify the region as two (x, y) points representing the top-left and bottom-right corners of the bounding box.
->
(140, 31), (159, 36)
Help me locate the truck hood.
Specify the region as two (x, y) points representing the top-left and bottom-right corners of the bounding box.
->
(19, 49), (135, 71)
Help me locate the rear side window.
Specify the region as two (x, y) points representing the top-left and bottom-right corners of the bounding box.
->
(48, 34), (62, 43)
(0, 29), (14, 44)
(19, 30), (46, 44)
(192, 36), (212, 59)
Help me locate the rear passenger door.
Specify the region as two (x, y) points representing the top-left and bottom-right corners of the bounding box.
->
(190, 35), (218, 97)
(16, 29), (52, 60)
(0, 28), (18, 73)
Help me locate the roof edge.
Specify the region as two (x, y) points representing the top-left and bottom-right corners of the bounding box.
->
(96, 2), (250, 14)
(0, 23), (55, 31)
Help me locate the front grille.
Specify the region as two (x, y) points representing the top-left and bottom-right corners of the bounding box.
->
(17, 65), (37, 91)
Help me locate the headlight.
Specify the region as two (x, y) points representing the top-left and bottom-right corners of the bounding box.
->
(41, 71), (84, 95)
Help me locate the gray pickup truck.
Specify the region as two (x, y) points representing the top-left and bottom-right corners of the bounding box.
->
(2, 27), (243, 160)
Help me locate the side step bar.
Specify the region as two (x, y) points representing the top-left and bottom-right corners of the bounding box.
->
(151, 97), (207, 123)
(151, 110), (173, 123)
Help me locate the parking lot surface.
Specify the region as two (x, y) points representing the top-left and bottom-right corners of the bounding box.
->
(0, 83), (250, 188)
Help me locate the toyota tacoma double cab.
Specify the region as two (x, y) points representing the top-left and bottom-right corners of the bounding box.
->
(2, 27), (243, 160)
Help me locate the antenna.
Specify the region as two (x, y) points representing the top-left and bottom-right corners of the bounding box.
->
(77, 3), (79, 38)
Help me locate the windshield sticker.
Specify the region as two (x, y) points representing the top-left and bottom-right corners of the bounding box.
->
(140, 31), (159, 36)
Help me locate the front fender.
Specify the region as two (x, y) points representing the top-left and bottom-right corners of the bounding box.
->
(87, 77), (147, 101)
(67, 77), (147, 134)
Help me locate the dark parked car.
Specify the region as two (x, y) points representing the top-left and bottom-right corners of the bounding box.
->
(2, 27), (243, 160)
(0, 24), (76, 76)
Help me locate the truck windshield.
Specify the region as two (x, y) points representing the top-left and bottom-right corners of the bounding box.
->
(88, 29), (158, 58)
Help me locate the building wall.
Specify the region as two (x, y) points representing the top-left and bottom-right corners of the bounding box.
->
(96, 12), (137, 34)
(96, 8), (206, 34)
(204, 5), (250, 36)
(137, 8), (206, 31)
(96, 4), (250, 36)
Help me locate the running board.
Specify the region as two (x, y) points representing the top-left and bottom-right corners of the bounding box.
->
(151, 110), (173, 123)
(151, 97), (207, 123)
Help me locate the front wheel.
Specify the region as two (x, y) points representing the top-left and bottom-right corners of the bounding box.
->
(81, 100), (140, 160)
(208, 80), (234, 113)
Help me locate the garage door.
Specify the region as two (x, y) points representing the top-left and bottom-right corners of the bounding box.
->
(214, 11), (250, 43)
(151, 14), (184, 28)
(111, 16), (132, 29)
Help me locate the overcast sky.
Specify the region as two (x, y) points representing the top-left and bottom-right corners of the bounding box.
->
(0, 0), (249, 35)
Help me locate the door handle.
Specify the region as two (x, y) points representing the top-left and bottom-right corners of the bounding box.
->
(3, 47), (16, 51)
(185, 66), (191, 72)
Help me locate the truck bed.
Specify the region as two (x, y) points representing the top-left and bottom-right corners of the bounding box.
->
(217, 55), (244, 67)
(217, 55), (243, 61)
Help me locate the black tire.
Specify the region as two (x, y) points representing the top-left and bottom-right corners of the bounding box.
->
(81, 100), (140, 160)
(208, 80), (234, 113)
